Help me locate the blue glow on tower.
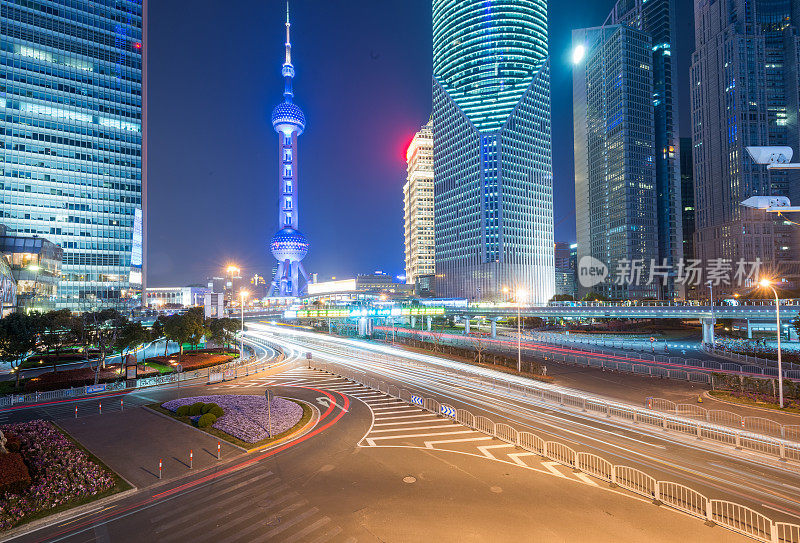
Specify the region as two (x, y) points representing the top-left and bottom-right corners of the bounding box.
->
(269, 1), (310, 297)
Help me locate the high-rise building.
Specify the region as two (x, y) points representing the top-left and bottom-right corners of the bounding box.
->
(680, 138), (695, 263)
(573, 24), (659, 299)
(606, 0), (684, 298)
(554, 242), (576, 298)
(1, 0), (146, 311)
(268, 3), (310, 298)
(432, 0), (554, 304)
(690, 0), (800, 274)
(404, 119), (435, 288)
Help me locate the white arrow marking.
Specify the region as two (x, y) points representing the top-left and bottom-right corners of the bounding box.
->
(316, 396), (348, 412)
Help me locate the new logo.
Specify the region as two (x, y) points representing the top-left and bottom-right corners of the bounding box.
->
(578, 256), (608, 288)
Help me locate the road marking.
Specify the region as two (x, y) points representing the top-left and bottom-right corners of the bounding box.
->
(373, 418), (445, 427)
(366, 429), (475, 446)
(508, 452), (537, 467)
(281, 516), (332, 543)
(373, 413), (437, 421)
(424, 436), (493, 449)
(371, 406), (417, 413)
(574, 473), (599, 486)
(476, 443), (515, 459)
(370, 424), (457, 433)
(541, 461), (569, 479)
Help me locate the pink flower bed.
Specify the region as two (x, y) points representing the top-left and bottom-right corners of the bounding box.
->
(0, 420), (116, 531)
(162, 395), (304, 443)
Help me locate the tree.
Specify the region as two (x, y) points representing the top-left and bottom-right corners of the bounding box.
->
(792, 315), (800, 342)
(184, 307), (207, 351)
(163, 314), (191, 364)
(87, 309), (126, 378)
(550, 294), (574, 302)
(0, 312), (41, 388)
(581, 291), (608, 302)
(39, 309), (74, 372)
(115, 321), (149, 365)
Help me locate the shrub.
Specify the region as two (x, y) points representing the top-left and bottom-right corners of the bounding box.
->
(175, 405), (190, 417)
(201, 403), (219, 414)
(0, 452), (31, 493)
(188, 402), (205, 416)
(208, 405), (224, 418)
(4, 431), (21, 453)
(197, 413), (217, 428)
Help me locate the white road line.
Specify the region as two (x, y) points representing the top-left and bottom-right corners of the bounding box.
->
(371, 407), (417, 413)
(574, 473), (599, 486)
(370, 424), (458, 434)
(541, 461), (569, 479)
(373, 418), (444, 427)
(366, 429), (476, 446)
(424, 436), (493, 449)
(373, 413), (437, 421)
(508, 452), (537, 467)
(476, 443), (514, 460)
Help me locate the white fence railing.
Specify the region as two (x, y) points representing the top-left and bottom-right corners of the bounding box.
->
(300, 339), (800, 464)
(646, 397), (800, 443)
(311, 359), (800, 543)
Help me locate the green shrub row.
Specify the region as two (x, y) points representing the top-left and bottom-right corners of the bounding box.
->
(174, 402), (224, 418)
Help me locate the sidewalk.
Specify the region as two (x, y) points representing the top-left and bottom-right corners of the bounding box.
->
(57, 406), (243, 489)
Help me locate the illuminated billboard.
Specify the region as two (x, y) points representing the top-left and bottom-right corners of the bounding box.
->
(307, 279), (357, 295)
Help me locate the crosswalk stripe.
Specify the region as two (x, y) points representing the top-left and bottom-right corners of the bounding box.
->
(306, 525), (343, 543)
(423, 436), (493, 448)
(214, 499), (306, 543)
(371, 406), (416, 412)
(370, 424), (458, 433)
(366, 429), (475, 446)
(373, 418), (442, 426)
(279, 516), (331, 543)
(150, 471), (277, 523)
(373, 413), (436, 421)
(257, 506), (321, 541)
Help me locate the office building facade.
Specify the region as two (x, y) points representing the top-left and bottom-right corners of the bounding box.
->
(690, 0), (800, 273)
(606, 0), (683, 298)
(1, 0), (146, 311)
(554, 242), (576, 298)
(432, 0), (554, 304)
(573, 24), (659, 299)
(404, 119), (435, 287)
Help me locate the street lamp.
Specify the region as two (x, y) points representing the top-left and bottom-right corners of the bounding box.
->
(239, 290), (249, 360)
(759, 279), (785, 408)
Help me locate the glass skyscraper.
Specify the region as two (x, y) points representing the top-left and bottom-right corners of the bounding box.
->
(691, 0), (800, 277)
(404, 118), (435, 287)
(1, 0), (145, 311)
(432, 0), (554, 303)
(606, 0), (683, 299)
(573, 24), (659, 300)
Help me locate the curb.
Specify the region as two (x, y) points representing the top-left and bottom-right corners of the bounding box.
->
(247, 401), (320, 453)
(141, 406), (249, 452)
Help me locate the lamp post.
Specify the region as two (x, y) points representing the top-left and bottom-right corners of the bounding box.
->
(759, 279), (784, 408)
(239, 290), (249, 360)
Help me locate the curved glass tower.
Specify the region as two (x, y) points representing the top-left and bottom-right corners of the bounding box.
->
(432, 0), (554, 303)
(268, 2), (310, 297)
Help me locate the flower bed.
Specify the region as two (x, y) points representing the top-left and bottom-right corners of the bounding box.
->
(0, 420), (124, 532)
(162, 395), (303, 444)
(145, 351), (235, 372)
(23, 366), (124, 393)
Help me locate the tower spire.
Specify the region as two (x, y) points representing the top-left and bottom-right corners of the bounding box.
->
(282, 0), (294, 100)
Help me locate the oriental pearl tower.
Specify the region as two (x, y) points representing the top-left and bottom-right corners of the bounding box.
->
(269, 1), (310, 297)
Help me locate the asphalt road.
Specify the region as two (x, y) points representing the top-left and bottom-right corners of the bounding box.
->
(244, 325), (800, 527)
(0, 355), (750, 542)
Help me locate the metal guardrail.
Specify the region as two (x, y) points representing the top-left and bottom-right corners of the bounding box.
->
(646, 397), (800, 442)
(301, 340), (800, 463)
(311, 359), (800, 543)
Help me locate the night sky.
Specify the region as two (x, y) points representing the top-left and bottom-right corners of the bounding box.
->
(147, 0), (694, 287)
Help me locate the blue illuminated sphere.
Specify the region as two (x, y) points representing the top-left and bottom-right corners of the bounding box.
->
(270, 227), (309, 262)
(271, 101), (305, 135)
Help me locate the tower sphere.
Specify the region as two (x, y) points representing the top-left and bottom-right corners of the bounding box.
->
(271, 101), (305, 135)
(269, 227), (309, 262)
